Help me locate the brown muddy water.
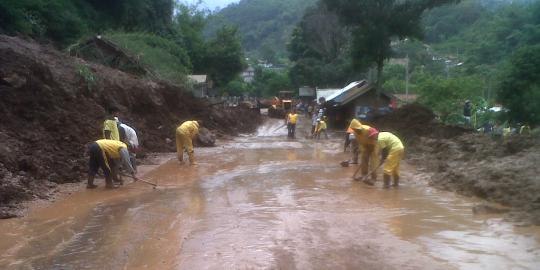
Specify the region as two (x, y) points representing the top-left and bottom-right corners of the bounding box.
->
(0, 119), (539, 270)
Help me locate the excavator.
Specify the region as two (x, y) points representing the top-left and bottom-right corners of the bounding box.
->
(268, 91), (294, 118)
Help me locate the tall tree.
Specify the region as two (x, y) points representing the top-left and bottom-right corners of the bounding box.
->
(498, 45), (540, 125)
(323, 0), (460, 98)
(204, 26), (246, 87)
(287, 2), (354, 88)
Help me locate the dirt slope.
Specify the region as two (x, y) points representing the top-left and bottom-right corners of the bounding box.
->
(0, 35), (261, 218)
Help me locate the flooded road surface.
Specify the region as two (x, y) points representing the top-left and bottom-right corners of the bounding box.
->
(1, 119), (540, 269)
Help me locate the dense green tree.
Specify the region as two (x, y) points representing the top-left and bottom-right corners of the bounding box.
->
(0, 0), (90, 45)
(251, 68), (292, 97)
(322, 0), (460, 97)
(417, 75), (484, 123)
(0, 0), (175, 46)
(171, 2), (208, 73)
(287, 2), (355, 88)
(498, 45), (540, 125)
(204, 26), (246, 87)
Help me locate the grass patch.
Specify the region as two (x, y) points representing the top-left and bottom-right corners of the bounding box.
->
(104, 32), (192, 84)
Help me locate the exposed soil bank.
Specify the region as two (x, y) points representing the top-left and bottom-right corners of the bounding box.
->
(0, 35), (262, 218)
(373, 104), (540, 225)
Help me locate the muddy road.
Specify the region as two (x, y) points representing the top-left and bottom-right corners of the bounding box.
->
(1, 119), (539, 270)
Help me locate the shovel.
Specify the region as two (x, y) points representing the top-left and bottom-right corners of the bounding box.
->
(121, 173), (157, 189)
(352, 162), (384, 182)
(273, 124), (287, 132)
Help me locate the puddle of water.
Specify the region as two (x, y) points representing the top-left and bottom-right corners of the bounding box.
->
(0, 118), (539, 269)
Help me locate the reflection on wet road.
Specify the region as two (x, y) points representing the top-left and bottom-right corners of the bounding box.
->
(0, 119), (539, 269)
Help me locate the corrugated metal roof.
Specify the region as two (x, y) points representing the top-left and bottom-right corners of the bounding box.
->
(326, 81), (367, 102)
(316, 89), (341, 101)
(325, 80), (394, 107)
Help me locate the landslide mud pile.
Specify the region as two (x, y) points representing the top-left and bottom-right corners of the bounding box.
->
(375, 104), (540, 224)
(0, 35), (261, 218)
(371, 103), (469, 142)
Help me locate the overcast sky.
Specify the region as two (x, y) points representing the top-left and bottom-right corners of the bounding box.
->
(183, 0), (240, 11)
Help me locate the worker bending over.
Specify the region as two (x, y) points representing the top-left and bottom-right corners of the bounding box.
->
(349, 119), (379, 184)
(176, 120), (200, 165)
(371, 131), (404, 188)
(286, 109), (298, 138)
(87, 139), (137, 189)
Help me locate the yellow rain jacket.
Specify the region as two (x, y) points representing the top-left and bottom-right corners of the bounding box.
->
(377, 132), (405, 177)
(348, 119), (379, 178)
(315, 120), (327, 133)
(348, 119), (376, 146)
(95, 139), (134, 174)
(287, 113), (298, 124)
(96, 139), (128, 159)
(176, 121), (199, 162)
(103, 119), (120, 141)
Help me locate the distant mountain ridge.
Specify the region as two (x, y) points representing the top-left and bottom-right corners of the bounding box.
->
(205, 0), (317, 60)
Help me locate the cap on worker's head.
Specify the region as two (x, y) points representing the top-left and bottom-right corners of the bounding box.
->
(193, 121), (200, 128)
(465, 100), (471, 103)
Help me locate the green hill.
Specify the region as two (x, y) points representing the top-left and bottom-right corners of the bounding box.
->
(205, 0), (317, 62)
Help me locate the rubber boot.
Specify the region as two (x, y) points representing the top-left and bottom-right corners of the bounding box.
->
(393, 175), (399, 187)
(188, 152), (197, 166)
(351, 152), (359, 165)
(87, 175), (98, 189)
(178, 153), (184, 164)
(105, 176), (116, 189)
(383, 174), (391, 189)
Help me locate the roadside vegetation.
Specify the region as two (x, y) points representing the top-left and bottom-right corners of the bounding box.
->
(2, 0), (539, 126)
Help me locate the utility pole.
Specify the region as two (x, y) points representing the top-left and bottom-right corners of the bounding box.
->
(405, 54), (409, 102)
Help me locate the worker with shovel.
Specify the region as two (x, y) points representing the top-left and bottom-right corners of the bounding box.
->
(371, 131), (405, 188)
(176, 120), (200, 165)
(87, 139), (137, 189)
(349, 119), (379, 185)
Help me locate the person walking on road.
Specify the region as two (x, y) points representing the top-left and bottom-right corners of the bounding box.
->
(370, 131), (405, 188)
(344, 127), (359, 164)
(87, 139), (137, 189)
(349, 119), (379, 184)
(176, 120), (200, 165)
(286, 109), (299, 139)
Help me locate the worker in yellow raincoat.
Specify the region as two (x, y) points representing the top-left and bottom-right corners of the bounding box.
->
(87, 139), (137, 189)
(286, 109), (299, 138)
(314, 116), (329, 139)
(349, 119), (379, 184)
(370, 131), (404, 188)
(103, 108), (121, 141)
(176, 120), (200, 165)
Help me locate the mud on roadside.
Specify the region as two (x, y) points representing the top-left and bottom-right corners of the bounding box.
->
(0, 35), (262, 218)
(371, 104), (540, 225)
